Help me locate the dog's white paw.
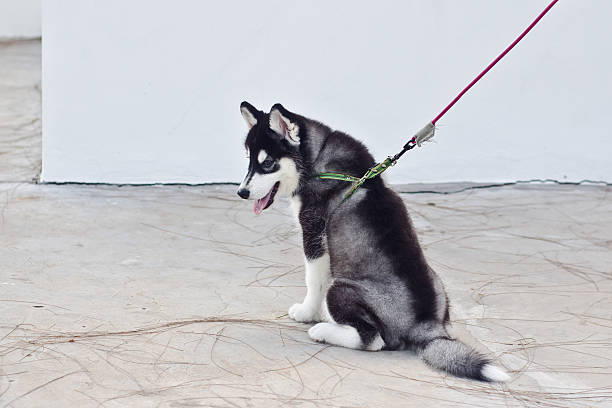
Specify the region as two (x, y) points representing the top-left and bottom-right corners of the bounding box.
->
(308, 322), (362, 349)
(288, 303), (318, 322)
(308, 322), (331, 343)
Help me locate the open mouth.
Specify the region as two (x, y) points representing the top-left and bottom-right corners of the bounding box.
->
(254, 182), (280, 215)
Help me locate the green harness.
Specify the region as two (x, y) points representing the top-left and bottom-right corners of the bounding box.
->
(318, 122), (435, 201)
(318, 157), (395, 201)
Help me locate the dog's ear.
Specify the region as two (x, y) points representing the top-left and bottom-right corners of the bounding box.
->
(240, 101), (263, 129)
(269, 103), (300, 145)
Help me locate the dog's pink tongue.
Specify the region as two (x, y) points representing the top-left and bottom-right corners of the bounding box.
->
(253, 189), (273, 215)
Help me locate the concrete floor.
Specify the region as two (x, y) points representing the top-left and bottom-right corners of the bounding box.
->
(2, 40), (612, 408)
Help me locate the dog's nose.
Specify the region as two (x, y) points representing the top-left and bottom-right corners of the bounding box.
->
(237, 188), (250, 199)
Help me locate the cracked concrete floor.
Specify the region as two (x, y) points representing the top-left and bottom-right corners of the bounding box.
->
(1, 183), (612, 408)
(1, 40), (612, 407)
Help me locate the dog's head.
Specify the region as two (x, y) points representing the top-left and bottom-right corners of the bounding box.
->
(237, 102), (303, 215)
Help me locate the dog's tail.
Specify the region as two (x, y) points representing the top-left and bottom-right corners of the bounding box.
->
(417, 336), (509, 382)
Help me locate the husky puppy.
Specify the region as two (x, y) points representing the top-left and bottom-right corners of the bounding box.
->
(237, 102), (508, 382)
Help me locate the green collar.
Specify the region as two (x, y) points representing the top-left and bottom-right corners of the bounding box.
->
(318, 157), (395, 200)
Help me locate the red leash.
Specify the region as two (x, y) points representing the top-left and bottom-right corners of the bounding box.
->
(321, 0), (561, 198)
(388, 0), (560, 164)
(432, 0), (560, 125)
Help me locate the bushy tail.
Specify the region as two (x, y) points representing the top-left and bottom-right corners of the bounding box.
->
(419, 337), (509, 382)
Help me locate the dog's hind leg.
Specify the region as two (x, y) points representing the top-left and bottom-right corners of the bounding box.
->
(308, 281), (385, 351)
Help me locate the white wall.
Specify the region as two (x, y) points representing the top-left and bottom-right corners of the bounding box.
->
(0, 0), (40, 38)
(42, 0), (612, 184)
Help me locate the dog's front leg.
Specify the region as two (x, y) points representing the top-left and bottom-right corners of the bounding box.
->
(289, 253), (331, 322)
(288, 207), (331, 323)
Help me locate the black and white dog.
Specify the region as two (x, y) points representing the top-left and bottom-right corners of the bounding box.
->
(237, 102), (508, 382)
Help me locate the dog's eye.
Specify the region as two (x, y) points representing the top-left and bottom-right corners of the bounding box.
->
(262, 158), (275, 170)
